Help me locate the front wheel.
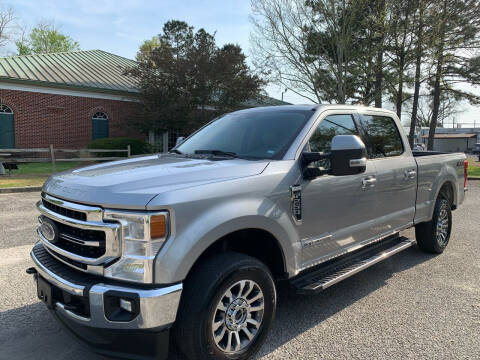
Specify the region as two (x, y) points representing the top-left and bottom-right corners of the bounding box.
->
(174, 252), (277, 360)
(415, 196), (452, 253)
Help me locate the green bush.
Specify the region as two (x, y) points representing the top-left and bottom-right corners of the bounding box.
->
(87, 137), (152, 157)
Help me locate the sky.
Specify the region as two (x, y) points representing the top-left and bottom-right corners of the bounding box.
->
(4, 0), (480, 126)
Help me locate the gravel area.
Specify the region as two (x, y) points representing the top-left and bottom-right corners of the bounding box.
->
(0, 185), (479, 360)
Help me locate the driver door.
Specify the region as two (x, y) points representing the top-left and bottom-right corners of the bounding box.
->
(299, 112), (379, 267)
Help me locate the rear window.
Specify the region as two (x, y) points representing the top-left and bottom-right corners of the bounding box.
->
(358, 115), (404, 158)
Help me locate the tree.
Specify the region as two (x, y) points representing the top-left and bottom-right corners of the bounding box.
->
(408, 0), (430, 147)
(0, 6), (14, 50)
(426, 0), (480, 150)
(415, 93), (463, 127)
(136, 36), (161, 62)
(250, 0), (391, 105)
(385, 0), (416, 119)
(250, 0), (324, 103)
(125, 20), (264, 135)
(15, 22), (80, 55)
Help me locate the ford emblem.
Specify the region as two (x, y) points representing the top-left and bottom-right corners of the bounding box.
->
(40, 218), (58, 243)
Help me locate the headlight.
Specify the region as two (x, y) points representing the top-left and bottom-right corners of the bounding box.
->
(103, 211), (169, 283)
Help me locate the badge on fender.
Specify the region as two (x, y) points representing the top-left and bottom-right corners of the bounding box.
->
(290, 184), (302, 223)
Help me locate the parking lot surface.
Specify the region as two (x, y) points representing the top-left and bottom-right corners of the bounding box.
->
(0, 184), (479, 360)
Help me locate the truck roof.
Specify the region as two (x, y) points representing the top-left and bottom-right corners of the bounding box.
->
(243, 104), (397, 116)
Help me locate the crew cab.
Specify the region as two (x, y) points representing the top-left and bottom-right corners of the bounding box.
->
(28, 105), (467, 360)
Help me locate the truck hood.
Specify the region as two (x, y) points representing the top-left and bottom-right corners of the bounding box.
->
(42, 154), (269, 209)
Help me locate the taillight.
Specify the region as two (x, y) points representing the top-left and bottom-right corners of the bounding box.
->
(464, 160), (468, 189)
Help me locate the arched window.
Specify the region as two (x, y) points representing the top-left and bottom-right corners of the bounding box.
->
(92, 111), (109, 140)
(0, 104), (14, 148)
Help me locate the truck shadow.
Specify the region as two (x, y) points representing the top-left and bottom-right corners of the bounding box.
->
(0, 302), (106, 360)
(0, 246), (433, 360)
(253, 245), (434, 359)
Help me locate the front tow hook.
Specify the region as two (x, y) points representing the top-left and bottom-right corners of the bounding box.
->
(26, 267), (38, 281)
(26, 267), (37, 275)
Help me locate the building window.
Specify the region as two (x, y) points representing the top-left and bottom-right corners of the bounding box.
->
(0, 104), (14, 148)
(92, 111), (109, 140)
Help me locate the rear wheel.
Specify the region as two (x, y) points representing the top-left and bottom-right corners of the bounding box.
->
(415, 196), (452, 253)
(175, 252), (277, 360)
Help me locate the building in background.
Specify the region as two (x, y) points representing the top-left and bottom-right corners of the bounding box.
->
(0, 50), (141, 149)
(419, 128), (480, 152)
(0, 50), (288, 151)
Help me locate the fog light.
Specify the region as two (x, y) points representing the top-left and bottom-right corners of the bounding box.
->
(104, 291), (140, 322)
(120, 298), (133, 313)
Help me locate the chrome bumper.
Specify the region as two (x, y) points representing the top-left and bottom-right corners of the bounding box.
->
(31, 245), (182, 330)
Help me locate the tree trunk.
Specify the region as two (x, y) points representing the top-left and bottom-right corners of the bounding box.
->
(396, 55), (404, 118)
(374, 49), (383, 108)
(337, 0), (346, 104)
(374, 0), (386, 108)
(427, 0), (447, 151)
(408, 0), (424, 148)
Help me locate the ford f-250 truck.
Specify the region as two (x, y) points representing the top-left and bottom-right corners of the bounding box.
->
(27, 105), (468, 360)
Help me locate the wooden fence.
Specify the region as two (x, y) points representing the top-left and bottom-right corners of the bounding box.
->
(0, 145), (131, 173)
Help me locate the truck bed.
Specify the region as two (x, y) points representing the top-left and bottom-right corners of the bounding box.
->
(413, 151), (466, 224)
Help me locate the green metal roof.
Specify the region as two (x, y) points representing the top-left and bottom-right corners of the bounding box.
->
(0, 50), (138, 95)
(0, 50), (289, 105)
(243, 96), (291, 107)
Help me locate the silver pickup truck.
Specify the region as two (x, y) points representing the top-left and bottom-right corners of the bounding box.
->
(28, 105), (468, 360)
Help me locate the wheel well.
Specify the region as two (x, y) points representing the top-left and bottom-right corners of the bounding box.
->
(439, 182), (455, 209)
(189, 229), (287, 280)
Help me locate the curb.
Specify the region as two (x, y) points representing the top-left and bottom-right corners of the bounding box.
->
(0, 186), (42, 194)
(468, 177), (480, 181)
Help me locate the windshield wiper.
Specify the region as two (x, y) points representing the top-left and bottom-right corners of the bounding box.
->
(169, 149), (183, 154)
(194, 149), (238, 158)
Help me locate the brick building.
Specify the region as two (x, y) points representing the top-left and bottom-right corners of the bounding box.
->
(0, 50), (141, 149)
(0, 49), (289, 151)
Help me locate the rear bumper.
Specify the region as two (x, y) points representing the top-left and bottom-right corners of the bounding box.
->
(30, 243), (182, 359)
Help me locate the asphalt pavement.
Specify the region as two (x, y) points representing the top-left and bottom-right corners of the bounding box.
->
(0, 185), (479, 360)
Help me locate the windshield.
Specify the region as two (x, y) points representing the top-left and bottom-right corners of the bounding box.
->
(176, 108), (314, 160)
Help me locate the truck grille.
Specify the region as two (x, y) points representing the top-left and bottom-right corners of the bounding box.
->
(50, 219), (106, 258)
(37, 194), (121, 273)
(42, 197), (87, 221)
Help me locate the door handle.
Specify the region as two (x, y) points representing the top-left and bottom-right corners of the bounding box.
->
(362, 176), (376, 190)
(404, 170), (416, 179)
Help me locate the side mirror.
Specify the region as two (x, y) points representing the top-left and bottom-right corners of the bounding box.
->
(175, 136), (185, 146)
(330, 135), (367, 176)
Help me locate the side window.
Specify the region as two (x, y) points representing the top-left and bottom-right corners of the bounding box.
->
(306, 114), (358, 169)
(358, 115), (403, 158)
(308, 114), (358, 153)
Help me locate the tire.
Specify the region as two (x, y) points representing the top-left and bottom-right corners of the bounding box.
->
(415, 196), (452, 253)
(174, 252), (277, 360)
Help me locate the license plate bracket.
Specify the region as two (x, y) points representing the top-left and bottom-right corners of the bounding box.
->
(37, 276), (54, 309)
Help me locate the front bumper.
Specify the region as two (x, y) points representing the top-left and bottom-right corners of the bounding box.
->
(30, 243), (182, 359)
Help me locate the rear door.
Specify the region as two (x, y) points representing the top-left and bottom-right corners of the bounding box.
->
(356, 111), (417, 234)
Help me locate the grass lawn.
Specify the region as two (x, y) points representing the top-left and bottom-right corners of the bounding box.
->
(0, 177), (48, 188)
(468, 164), (480, 178)
(0, 161), (86, 188)
(14, 162), (82, 175)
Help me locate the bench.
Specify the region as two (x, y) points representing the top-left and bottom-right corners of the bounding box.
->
(0, 153), (17, 175)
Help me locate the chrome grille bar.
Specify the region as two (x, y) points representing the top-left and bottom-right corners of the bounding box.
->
(59, 233), (102, 247)
(42, 193), (103, 222)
